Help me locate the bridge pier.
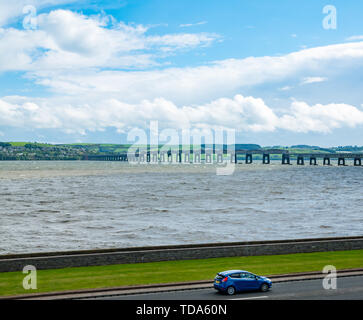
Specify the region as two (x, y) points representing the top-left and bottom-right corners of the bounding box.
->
(175, 152), (181, 163)
(230, 153), (237, 163)
(310, 157), (317, 166)
(151, 153), (158, 163)
(184, 153), (190, 163)
(297, 156), (304, 165)
(354, 158), (362, 166)
(262, 153), (270, 164)
(194, 152), (201, 163)
(246, 153), (253, 164)
(338, 157), (346, 166)
(217, 153), (224, 163)
(205, 153), (212, 163)
(159, 153), (165, 162)
(323, 157), (331, 166)
(282, 154), (290, 165)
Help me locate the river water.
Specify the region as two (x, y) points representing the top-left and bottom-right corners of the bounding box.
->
(0, 161), (362, 254)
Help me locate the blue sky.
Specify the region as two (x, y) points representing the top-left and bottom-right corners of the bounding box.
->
(0, 0), (363, 146)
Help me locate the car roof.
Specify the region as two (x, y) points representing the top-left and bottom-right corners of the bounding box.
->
(219, 270), (250, 275)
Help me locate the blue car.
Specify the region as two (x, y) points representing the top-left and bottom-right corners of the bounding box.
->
(214, 270), (272, 295)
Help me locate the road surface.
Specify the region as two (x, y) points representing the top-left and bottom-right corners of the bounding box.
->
(89, 276), (363, 300)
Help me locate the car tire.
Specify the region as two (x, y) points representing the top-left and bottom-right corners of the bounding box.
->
(227, 286), (236, 295)
(260, 283), (269, 292)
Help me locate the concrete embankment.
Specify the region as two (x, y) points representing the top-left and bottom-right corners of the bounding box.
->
(0, 236), (362, 272)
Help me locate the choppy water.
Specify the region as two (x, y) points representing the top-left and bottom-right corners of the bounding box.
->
(0, 160), (362, 254)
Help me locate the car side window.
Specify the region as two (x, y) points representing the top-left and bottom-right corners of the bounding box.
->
(240, 273), (248, 279)
(229, 273), (241, 278)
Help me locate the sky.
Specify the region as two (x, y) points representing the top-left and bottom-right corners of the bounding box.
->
(0, 0), (363, 146)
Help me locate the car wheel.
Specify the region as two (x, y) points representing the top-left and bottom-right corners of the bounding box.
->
(260, 283), (269, 292)
(227, 286), (236, 295)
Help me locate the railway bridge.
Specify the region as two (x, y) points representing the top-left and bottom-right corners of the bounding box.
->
(84, 149), (363, 166)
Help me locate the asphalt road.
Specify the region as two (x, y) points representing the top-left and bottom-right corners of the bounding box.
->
(94, 276), (363, 300)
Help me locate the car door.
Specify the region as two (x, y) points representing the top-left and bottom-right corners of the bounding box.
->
(237, 272), (251, 291)
(244, 273), (260, 290)
(229, 273), (243, 291)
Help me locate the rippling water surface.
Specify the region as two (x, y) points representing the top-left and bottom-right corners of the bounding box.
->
(0, 160), (362, 254)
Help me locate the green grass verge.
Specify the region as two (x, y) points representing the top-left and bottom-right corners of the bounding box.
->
(1, 250), (362, 297)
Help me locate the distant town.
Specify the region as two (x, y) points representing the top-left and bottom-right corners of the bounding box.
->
(0, 142), (362, 161)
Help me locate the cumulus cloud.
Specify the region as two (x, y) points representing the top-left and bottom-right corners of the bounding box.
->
(279, 102), (363, 133)
(24, 40), (363, 105)
(1, 94), (363, 135)
(0, 0), (76, 26)
(0, 9), (220, 71)
(1, 8), (363, 106)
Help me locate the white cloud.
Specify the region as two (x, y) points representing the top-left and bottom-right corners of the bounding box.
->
(1, 94), (363, 135)
(0, 0), (76, 27)
(279, 101), (363, 133)
(24, 40), (363, 106)
(147, 32), (218, 50)
(300, 77), (327, 85)
(179, 21), (207, 28)
(0, 9), (220, 71)
(279, 86), (293, 91)
(1, 8), (363, 107)
(346, 35), (363, 41)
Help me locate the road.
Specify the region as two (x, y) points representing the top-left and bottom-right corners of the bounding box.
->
(91, 276), (363, 300)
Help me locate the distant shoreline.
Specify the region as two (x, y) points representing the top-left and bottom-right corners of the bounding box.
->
(0, 142), (362, 161)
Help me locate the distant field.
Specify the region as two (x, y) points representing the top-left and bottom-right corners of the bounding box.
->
(9, 142), (30, 147)
(0, 249), (362, 297)
(9, 142), (55, 147)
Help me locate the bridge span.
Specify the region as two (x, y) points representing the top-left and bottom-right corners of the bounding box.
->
(83, 149), (363, 166)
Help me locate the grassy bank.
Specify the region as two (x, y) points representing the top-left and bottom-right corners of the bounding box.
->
(1, 249), (362, 297)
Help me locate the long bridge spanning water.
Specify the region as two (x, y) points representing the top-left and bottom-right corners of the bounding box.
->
(84, 149), (363, 166)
